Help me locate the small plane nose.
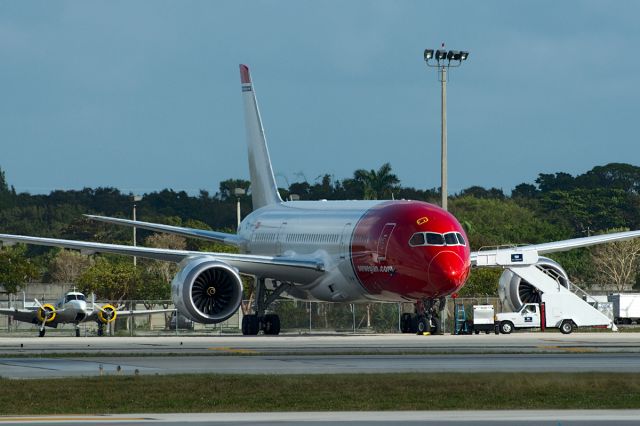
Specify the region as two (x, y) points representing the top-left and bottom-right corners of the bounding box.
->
(428, 251), (467, 292)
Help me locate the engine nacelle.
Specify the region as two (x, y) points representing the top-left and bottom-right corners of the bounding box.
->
(498, 256), (569, 312)
(171, 257), (244, 324)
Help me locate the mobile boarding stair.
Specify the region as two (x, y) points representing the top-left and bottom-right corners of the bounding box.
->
(474, 246), (617, 332)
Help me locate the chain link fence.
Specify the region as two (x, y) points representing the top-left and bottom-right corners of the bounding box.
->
(0, 297), (502, 336)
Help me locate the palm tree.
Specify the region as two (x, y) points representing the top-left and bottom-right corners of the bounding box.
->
(353, 163), (400, 200)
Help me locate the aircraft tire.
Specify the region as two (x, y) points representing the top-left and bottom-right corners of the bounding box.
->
(400, 313), (413, 333)
(97, 324), (104, 337)
(75, 328), (81, 337)
(242, 315), (259, 335)
(263, 314), (281, 335)
(416, 317), (428, 334)
(430, 316), (441, 335)
(39, 329), (45, 337)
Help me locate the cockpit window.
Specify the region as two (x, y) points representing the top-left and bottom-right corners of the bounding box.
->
(65, 294), (86, 302)
(409, 231), (467, 247)
(425, 232), (445, 246)
(444, 232), (458, 245)
(409, 232), (425, 247)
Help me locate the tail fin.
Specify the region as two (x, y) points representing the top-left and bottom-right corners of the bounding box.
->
(240, 64), (282, 209)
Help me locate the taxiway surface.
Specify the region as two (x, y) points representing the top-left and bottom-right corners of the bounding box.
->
(1, 333), (639, 379)
(1, 332), (639, 356)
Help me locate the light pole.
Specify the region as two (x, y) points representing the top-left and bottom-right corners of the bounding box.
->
(233, 188), (245, 231)
(424, 46), (469, 211)
(132, 195), (142, 266)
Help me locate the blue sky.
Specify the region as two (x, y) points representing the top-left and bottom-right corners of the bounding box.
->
(1, 1), (638, 196)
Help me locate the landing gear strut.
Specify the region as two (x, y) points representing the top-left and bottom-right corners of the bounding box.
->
(241, 278), (290, 336)
(400, 297), (445, 335)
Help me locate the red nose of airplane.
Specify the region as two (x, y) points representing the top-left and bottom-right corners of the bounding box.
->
(428, 251), (467, 293)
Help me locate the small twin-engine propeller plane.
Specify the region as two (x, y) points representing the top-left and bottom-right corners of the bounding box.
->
(0, 290), (173, 337)
(1, 65), (640, 336)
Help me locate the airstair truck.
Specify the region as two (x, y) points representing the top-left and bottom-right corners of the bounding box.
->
(496, 291), (617, 334)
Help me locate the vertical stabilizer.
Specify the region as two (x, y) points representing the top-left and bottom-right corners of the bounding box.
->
(240, 64), (283, 209)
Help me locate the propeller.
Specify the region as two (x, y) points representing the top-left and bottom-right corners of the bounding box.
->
(97, 304), (118, 324)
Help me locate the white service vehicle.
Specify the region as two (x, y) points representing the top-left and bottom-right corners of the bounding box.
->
(471, 305), (496, 334)
(496, 291), (617, 335)
(609, 293), (640, 325)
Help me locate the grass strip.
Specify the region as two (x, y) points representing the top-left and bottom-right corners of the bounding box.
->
(1, 372), (639, 414)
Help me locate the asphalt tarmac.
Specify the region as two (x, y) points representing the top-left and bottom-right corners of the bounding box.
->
(1, 332), (640, 356)
(1, 333), (639, 379)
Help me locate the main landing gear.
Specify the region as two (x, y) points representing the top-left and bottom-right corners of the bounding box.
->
(242, 278), (291, 336)
(400, 297), (445, 335)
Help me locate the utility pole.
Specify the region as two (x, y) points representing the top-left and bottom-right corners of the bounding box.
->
(424, 46), (469, 211)
(233, 188), (246, 231)
(132, 195), (142, 266)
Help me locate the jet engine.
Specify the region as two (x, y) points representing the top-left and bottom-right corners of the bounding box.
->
(37, 304), (56, 323)
(171, 257), (244, 324)
(498, 257), (569, 312)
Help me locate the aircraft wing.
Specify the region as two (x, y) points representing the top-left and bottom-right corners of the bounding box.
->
(0, 234), (325, 284)
(84, 307), (175, 322)
(0, 307), (38, 324)
(470, 229), (640, 266)
(84, 215), (244, 247)
(114, 308), (176, 317)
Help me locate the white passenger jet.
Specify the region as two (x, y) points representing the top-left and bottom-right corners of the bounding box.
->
(0, 290), (173, 337)
(1, 65), (640, 335)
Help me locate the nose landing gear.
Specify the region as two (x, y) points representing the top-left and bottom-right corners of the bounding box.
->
(400, 297), (445, 335)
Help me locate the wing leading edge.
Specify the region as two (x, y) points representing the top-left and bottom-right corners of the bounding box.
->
(0, 233), (325, 284)
(471, 229), (640, 266)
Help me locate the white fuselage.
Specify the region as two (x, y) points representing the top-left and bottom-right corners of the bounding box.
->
(237, 200), (380, 303)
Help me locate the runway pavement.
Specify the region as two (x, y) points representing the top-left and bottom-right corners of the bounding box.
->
(1, 333), (639, 379)
(1, 332), (640, 356)
(2, 352), (640, 378)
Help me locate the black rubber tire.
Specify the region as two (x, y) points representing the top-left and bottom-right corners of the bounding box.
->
(97, 325), (104, 336)
(39, 329), (45, 337)
(263, 314), (281, 335)
(400, 313), (413, 333)
(242, 314), (260, 335)
(75, 328), (80, 337)
(560, 320), (574, 335)
(474, 329), (479, 335)
(416, 317), (428, 334)
(499, 321), (514, 334)
(430, 316), (441, 335)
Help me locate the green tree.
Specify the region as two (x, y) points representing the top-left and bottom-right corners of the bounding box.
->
(77, 257), (138, 303)
(0, 245), (40, 294)
(353, 163), (400, 200)
(49, 249), (94, 284)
